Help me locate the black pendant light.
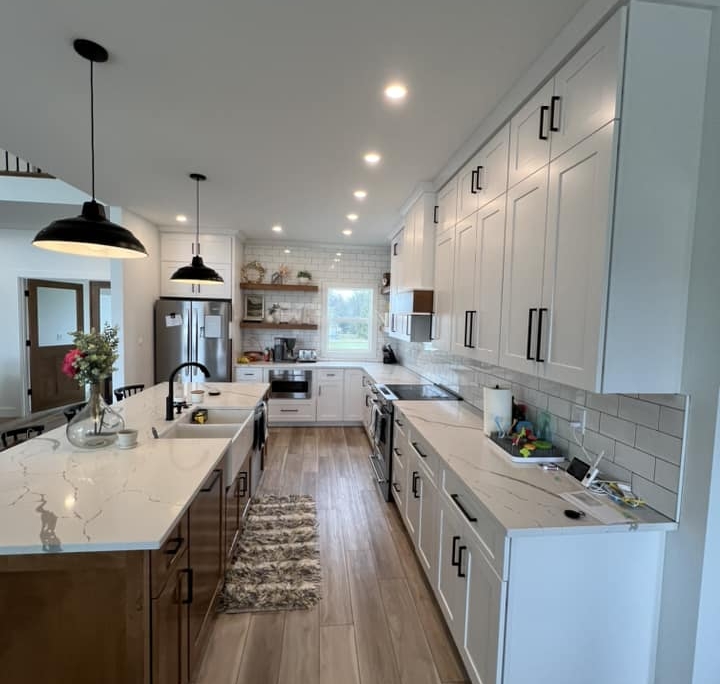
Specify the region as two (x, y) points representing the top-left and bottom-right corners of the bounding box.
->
(169, 173), (223, 285)
(32, 38), (148, 259)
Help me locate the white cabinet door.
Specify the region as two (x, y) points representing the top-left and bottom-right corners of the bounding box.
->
(234, 367), (263, 382)
(437, 177), (458, 235)
(451, 216), (477, 357)
(402, 194), (435, 290)
(461, 539), (506, 684)
(391, 426), (409, 514)
(316, 381), (343, 421)
(432, 229), (455, 352)
(417, 474), (437, 581)
(404, 460), (421, 541)
(499, 167), (549, 374)
(508, 80), (553, 188)
(550, 9), (624, 160)
(540, 123), (616, 390)
(161, 233), (232, 265)
(456, 151), (482, 222)
(343, 370), (364, 421)
(477, 124), (510, 209)
(390, 229), (405, 294)
(472, 196), (506, 366)
(436, 502), (466, 642)
(161, 261), (232, 299)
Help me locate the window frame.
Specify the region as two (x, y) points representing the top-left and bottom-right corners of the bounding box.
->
(321, 283), (377, 360)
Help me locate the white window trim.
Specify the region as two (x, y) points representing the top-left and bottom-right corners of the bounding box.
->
(321, 283), (377, 360)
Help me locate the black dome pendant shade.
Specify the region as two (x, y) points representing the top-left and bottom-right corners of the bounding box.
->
(32, 38), (148, 259)
(170, 174), (223, 285)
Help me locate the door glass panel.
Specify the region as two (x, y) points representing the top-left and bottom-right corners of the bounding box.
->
(37, 286), (78, 346)
(99, 288), (112, 329)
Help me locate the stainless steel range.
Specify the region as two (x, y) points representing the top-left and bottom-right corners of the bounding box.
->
(369, 383), (461, 501)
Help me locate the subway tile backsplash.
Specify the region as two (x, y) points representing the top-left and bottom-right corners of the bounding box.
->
(395, 340), (686, 520)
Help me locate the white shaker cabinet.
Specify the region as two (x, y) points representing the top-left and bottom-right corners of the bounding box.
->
(390, 228), (405, 295)
(550, 9), (624, 160)
(316, 370), (344, 422)
(436, 177), (458, 235)
(161, 261), (232, 300)
(436, 502), (468, 643)
(402, 193), (437, 291)
(499, 167), (549, 375)
(451, 215), (477, 357)
(476, 124), (510, 210)
(342, 369), (364, 422)
(432, 228), (455, 352)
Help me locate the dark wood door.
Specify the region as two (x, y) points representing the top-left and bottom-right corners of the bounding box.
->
(152, 547), (190, 684)
(188, 468), (224, 677)
(26, 279), (85, 411)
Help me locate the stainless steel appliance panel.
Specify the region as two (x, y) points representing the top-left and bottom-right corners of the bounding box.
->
(268, 369), (312, 399)
(192, 300), (231, 382)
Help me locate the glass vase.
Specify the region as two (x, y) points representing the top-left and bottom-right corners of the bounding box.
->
(66, 382), (125, 449)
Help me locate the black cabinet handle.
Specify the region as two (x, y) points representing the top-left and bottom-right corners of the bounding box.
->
(464, 311), (471, 348)
(474, 165), (484, 191)
(433, 205), (439, 224)
(280, 408), (300, 413)
(457, 546), (467, 578)
(536, 307), (548, 363)
(180, 567), (194, 605)
(526, 308), (537, 360)
(393, 447), (402, 457)
(395, 418), (403, 428)
(412, 441), (428, 459)
(451, 493), (478, 522)
(550, 96), (561, 132)
(451, 535), (461, 567)
(412, 471), (420, 498)
(467, 311), (476, 349)
(393, 482), (401, 493)
(200, 469), (222, 492)
(393, 242), (398, 257)
(239, 472), (248, 497)
(391, 314), (396, 333)
(539, 105), (549, 140)
(163, 536), (184, 555)
(470, 168), (478, 195)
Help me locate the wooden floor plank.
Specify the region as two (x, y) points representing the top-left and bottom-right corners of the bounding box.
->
(346, 549), (400, 684)
(195, 614), (251, 684)
(277, 607), (320, 684)
(380, 578), (441, 684)
(337, 483), (371, 551)
(318, 507), (353, 626)
(320, 625), (362, 684)
(360, 488), (405, 580)
(235, 612), (286, 684)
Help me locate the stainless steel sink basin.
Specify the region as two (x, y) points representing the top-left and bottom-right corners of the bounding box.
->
(159, 424), (240, 440)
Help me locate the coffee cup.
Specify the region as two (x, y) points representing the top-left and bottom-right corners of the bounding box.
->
(117, 428), (138, 448)
(190, 389), (205, 404)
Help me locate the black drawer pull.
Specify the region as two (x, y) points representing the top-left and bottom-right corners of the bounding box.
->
(451, 535), (461, 567)
(474, 165), (484, 191)
(536, 307), (548, 363)
(539, 105), (549, 140)
(470, 168), (478, 195)
(412, 471), (420, 498)
(180, 567), (194, 605)
(163, 536), (184, 555)
(550, 95), (561, 132)
(394, 419), (403, 428)
(433, 205), (439, 224)
(393, 482), (401, 493)
(200, 469), (222, 492)
(393, 447), (402, 457)
(412, 442), (427, 459)
(457, 546), (467, 578)
(280, 409), (299, 413)
(451, 494), (478, 522)
(239, 471), (248, 497)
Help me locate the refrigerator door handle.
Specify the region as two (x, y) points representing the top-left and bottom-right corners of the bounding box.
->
(194, 310), (200, 364)
(186, 308), (193, 377)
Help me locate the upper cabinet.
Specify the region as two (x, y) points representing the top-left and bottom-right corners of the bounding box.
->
(160, 233), (233, 300)
(390, 192), (436, 293)
(436, 177), (458, 235)
(432, 228), (455, 352)
(508, 11), (624, 188)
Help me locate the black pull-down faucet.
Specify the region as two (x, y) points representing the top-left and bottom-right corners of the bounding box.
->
(166, 362), (211, 420)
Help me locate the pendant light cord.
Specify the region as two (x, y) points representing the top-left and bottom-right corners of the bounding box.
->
(90, 60), (96, 201)
(195, 177), (200, 253)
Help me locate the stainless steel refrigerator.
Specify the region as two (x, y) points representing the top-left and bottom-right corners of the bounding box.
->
(154, 298), (232, 383)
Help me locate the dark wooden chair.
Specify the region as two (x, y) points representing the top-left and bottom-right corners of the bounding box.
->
(63, 403), (87, 423)
(1, 425), (45, 449)
(113, 384), (145, 403)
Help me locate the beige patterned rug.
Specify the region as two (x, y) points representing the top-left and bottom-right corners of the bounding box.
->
(218, 494), (321, 613)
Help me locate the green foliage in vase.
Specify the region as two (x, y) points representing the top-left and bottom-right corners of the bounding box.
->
(62, 325), (119, 386)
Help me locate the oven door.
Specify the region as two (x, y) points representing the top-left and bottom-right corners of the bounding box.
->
(268, 370), (312, 399)
(369, 404), (392, 500)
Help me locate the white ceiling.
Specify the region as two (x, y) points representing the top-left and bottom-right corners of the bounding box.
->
(0, 0), (587, 245)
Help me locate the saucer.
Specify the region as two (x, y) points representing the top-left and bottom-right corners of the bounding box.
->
(116, 443), (138, 450)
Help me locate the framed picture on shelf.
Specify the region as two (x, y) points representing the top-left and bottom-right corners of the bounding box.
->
(243, 294), (265, 322)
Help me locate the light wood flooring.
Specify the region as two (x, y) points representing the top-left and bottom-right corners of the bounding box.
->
(196, 426), (468, 684)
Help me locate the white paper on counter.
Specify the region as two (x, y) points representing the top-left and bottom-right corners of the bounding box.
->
(561, 491), (634, 525)
(204, 315), (222, 338)
(165, 314), (183, 327)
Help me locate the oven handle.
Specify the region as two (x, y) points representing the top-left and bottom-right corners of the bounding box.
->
(368, 453), (388, 484)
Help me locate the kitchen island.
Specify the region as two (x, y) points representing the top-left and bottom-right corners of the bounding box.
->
(0, 381), (269, 684)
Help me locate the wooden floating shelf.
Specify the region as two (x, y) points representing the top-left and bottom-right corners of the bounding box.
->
(240, 283), (319, 292)
(239, 322), (319, 330)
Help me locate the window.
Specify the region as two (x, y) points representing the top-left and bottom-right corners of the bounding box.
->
(324, 286), (376, 357)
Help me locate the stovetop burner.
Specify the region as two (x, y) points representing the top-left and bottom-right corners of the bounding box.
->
(382, 383), (459, 401)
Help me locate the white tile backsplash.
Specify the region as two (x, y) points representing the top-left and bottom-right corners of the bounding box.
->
(395, 339), (686, 520)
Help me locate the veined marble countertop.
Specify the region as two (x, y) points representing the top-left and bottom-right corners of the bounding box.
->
(0, 382), (269, 556)
(235, 360), (426, 385)
(396, 400), (675, 535)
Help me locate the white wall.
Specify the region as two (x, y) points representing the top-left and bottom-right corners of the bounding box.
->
(109, 208), (160, 391)
(0, 228), (110, 417)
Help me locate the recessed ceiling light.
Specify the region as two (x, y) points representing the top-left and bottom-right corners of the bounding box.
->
(334, 258), (341, 262)
(346, 213), (359, 222)
(364, 152), (381, 165)
(353, 190), (367, 200)
(176, 214), (188, 223)
(336, 252), (342, 256)
(384, 82), (408, 101)
(272, 225), (283, 233)
(284, 248), (291, 254)
(342, 229), (353, 236)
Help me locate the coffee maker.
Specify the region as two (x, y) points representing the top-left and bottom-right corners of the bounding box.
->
(273, 337), (297, 361)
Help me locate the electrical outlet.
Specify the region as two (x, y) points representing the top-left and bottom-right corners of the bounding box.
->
(571, 407), (587, 434)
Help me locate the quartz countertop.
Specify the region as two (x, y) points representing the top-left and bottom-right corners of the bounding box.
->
(396, 400), (676, 535)
(236, 360), (426, 385)
(0, 382), (269, 556)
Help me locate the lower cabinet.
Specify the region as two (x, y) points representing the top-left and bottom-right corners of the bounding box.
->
(316, 376), (344, 421)
(188, 468), (225, 677)
(343, 369), (365, 421)
(391, 428), (408, 513)
(225, 456), (251, 559)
